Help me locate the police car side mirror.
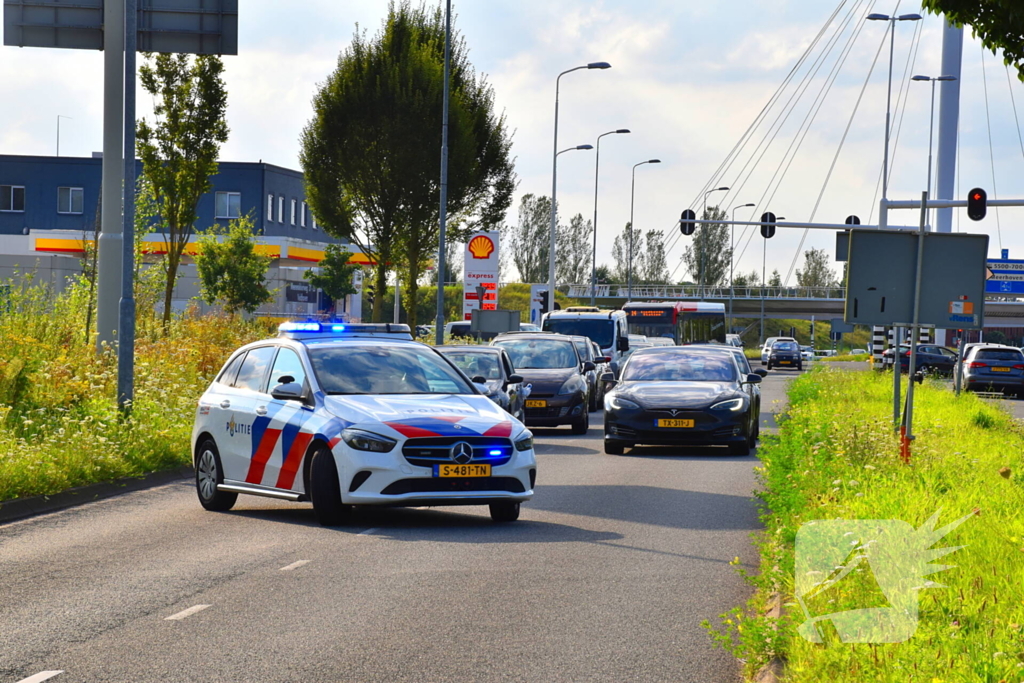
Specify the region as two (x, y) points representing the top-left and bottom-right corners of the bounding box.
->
(271, 382), (304, 402)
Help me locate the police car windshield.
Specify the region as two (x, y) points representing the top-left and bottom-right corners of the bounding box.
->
(308, 345), (474, 395)
(439, 350), (503, 380)
(494, 338), (577, 369)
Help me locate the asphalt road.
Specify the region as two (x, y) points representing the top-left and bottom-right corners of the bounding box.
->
(0, 372), (796, 683)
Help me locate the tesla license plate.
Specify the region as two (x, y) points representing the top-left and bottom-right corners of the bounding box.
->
(656, 419), (695, 428)
(434, 464), (491, 477)
(525, 399), (547, 408)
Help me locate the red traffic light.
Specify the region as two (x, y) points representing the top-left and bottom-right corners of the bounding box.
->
(967, 187), (987, 221)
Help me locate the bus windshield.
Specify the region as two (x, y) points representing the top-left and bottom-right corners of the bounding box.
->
(541, 318), (615, 349)
(624, 303), (726, 345)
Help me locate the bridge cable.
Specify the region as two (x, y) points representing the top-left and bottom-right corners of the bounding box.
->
(981, 44), (1003, 249)
(1006, 63), (1024, 166)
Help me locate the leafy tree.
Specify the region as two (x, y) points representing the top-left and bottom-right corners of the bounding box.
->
(301, 1), (514, 327)
(594, 263), (618, 285)
(557, 213), (592, 284)
(681, 206), (731, 287)
(768, 269), (782, 287)
(611, 222), (644, 284)
(640, 230), (670, 284)
(195, 215), (274, 316)
(507, 194), (551, 283)
(137, 53), (229, 327)
(922, 1), (1024, 79)
(429, 237), (462, 286)
(304, 244), (359, 311)
(732, 269), (761, 287)
(796, 247), (838, 288)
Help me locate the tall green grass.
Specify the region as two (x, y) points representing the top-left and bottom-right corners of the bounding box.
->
(706, 368), (1024, 681)
(0, 276), (273, 501)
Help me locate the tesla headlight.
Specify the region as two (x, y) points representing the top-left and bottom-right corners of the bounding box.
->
(558, 377), (585, 395)
(514, 433), (534, 451)
(605, 394), (640, 411)
(710, 397), (745, 412)
(341, 428), (397, 453)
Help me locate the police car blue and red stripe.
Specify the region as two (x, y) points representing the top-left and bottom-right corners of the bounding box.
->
(191, 322), (536, 524)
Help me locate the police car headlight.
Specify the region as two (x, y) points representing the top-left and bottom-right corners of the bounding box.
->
(341, 428), (397, 453)
(710, 398), (745, 412)
(514, 433), (534, 452)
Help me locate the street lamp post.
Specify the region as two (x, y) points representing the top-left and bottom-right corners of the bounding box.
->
(760, 217), (784, 345)
(627, 159), (661, 302)
(730, 202), (755, 330)
(701, 186), (729, 300)
(591, 128), (630, 305)
(912, 74), (957, 230)
(868, 12), (922, 227)
(548, 62), (611, 311)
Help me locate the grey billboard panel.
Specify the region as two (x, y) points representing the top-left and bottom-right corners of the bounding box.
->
(4, 0), (237, 54)
(845, 230), (988, 330)
(4, 0), (104, 50)
(835, 230), (849, 262)
(830, 318), (854, 334)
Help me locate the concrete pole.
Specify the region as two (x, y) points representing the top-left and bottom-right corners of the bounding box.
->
(433, 0), (451, 346)
(935, 20), (963, 234)
(97, 0), (125, 350)
(117, 0), (137, 410)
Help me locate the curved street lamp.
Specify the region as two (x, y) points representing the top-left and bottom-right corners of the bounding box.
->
(548, 62), (612, 310)
(627, 159), (661, 302)
(912, 74), (957, 230)
(591, 129), (631, 305)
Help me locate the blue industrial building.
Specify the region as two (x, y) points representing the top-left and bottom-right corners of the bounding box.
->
(0, 154), (342, 245)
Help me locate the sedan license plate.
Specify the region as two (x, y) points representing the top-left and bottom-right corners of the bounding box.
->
(434, 464), (491, 478)
(991, 367), (1011, 372)
(779, 360), (791, 365)
(525, 399), (547, 408)
(656, 419), (695, 428)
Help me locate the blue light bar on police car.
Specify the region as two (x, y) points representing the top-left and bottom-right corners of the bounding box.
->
(277, 321), (413, 339)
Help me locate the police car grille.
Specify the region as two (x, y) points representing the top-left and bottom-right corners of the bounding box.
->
(381, 477), (526, 495)
(402, 437), (514, 467)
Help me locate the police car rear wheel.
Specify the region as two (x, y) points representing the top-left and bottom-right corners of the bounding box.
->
(489, 501), (520, 522)
(196, 440), (237, 512)
(310, 444), (351, 526)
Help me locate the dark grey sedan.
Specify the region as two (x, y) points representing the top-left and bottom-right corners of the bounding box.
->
(437, 346), (526, 420)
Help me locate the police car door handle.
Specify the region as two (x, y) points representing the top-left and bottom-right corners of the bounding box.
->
(255, 406), (268, 416)
(220, 400), (231, 409)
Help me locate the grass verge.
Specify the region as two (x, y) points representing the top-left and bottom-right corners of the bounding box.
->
(704, 368), (1024, 681)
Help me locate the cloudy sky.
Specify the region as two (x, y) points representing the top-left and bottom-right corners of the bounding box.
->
(3, 0), (1023, 283)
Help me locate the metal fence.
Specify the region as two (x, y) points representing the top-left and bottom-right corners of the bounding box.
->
(565, 284), (847, 300)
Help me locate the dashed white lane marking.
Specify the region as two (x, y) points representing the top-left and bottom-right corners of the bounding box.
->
(357, 527), (379, 536)
(16, 672), (64, 683)
(164, 604), (211, 621)
(280, 560), (310, 571)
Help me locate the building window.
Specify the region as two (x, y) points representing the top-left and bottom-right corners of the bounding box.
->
(1, 185), (25, 212)
(290, 199), (297, 226)
(215, 191), (241, 219)
(278, 196), (285, 223)
(57, 187), (84, 214)
(267, 194), (273, 222)
(312, 214), (318, 230)
(300, 201), (307, 228)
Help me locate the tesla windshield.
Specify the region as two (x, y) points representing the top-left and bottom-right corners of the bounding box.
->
(622, 353), (738, 382)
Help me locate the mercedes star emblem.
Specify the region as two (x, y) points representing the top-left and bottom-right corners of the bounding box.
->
(450, 441), (474, 464)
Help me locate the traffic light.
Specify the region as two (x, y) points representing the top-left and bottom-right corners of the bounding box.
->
(680, 209), (697, 236)
(760, 212), (777, 239)
(366, 284), (376, 308)
(539, 290), (550, 315)
(967, 187), (987, 221)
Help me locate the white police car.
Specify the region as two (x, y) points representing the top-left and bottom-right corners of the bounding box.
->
(191, 322), (536, 525)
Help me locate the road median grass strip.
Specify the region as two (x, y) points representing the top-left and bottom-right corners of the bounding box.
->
(705, 367), (1024, 681)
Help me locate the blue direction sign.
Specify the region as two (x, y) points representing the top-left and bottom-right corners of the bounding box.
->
(986, 259), (1024, 294)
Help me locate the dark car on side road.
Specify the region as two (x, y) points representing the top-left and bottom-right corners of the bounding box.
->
(602, 346), (762, 456)
(963, 344), (1024, 397)
(768, 340), (803, 371)
(881, 344), (958, 376)
(492, 333), (594, 434)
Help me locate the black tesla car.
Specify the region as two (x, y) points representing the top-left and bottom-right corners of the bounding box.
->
(603, 346), (762, 455)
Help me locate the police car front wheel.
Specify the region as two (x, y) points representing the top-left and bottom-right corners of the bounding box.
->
(195, 439), (237, 512)
(489, 501), (520, 522)
(310, 444), (352, 527)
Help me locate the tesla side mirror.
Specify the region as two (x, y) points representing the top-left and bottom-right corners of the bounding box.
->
(583, 361), (596, 373)
(508, 374), (524, 384)
(271, 382), (304, 402)
(617, 337), (629, 352)
(745, 373), (763, 385)
(754, 368), (768, 377)
(601, 372), (616, 384)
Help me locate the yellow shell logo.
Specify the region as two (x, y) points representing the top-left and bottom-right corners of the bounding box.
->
(468, 235), (495, 259)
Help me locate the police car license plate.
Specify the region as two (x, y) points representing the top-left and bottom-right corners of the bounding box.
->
(656, 419), (694, 428)
(434, 464), (491, 477)
(525, 399), (547, 408)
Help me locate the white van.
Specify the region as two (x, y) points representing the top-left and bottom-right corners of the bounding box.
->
(542, 309), (631, 374)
